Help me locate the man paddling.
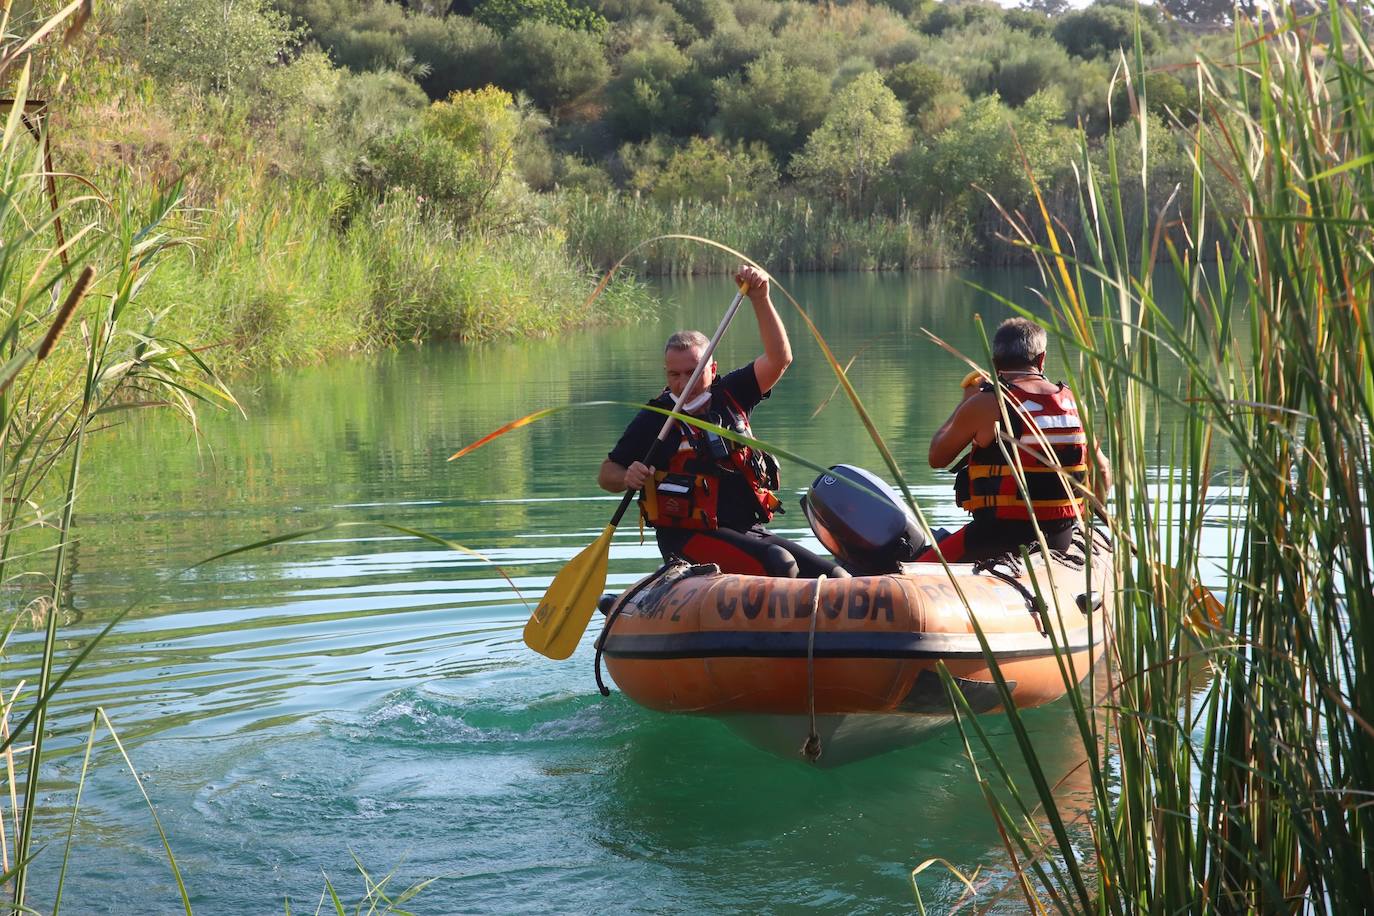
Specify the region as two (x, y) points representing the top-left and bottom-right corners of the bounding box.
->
(599, 265), (843, 578)
(919, 317), (1112, 563)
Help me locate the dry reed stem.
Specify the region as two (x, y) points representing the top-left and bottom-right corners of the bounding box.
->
(0, 680), (25, 883)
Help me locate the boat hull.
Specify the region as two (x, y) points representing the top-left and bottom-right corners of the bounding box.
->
(599, 536), (1112, 763)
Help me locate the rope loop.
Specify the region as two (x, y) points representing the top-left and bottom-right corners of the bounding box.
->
(801, 574), (827, 763)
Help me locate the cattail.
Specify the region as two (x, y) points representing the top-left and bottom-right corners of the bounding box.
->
(36, 265), (94, 361)
(63, 0), (94, 47)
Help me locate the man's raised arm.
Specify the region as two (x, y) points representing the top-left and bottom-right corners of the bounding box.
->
(736, 265), (792, 394)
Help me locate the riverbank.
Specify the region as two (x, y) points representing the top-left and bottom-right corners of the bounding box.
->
(132, 187), (655, 373)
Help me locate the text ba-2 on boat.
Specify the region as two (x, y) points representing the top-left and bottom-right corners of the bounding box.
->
(596, 465), (1113, 766)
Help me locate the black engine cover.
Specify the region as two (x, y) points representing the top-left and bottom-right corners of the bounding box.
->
(800, 465), (926, 575)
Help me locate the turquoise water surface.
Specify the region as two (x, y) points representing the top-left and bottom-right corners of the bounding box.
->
(13, 270), (1223, 913)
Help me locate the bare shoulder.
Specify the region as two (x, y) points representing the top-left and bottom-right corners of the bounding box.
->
(959, 388), (1003, 420)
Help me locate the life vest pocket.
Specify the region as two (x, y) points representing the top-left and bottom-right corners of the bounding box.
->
(641, 471), (719, 530)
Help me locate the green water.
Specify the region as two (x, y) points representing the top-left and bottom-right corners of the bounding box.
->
(17, 269), (1216, 912)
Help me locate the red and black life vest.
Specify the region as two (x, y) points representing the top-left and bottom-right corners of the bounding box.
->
(640, 389), (781, 531)
(957, 379), (1088, 522)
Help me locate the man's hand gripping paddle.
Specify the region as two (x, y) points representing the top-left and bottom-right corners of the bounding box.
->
(523, 282), (751, 659)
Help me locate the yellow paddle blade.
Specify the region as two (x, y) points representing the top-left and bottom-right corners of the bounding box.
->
(524, 524), (616, 660)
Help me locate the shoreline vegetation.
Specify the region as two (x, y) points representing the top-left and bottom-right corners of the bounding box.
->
(41, 0), (1242, 376)
(912, 3), (1374, 911)
(3, 0), (1368, 911)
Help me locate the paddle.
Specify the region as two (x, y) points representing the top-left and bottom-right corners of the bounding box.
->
(523, 281), (751, 660)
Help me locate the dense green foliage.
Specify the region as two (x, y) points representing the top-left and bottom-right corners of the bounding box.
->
(31, 0), (1245, 381)
(82, 0), (1240, 296)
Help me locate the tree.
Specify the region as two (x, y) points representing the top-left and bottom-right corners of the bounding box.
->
(714, 52), (830, 163)
(1021, 0), (1069, 15)
(473, 0), (608, 35)
(1052, 5), (1160, 60)
(117, 0), (301, 93)
(650, 137), (778, 203)
(500, 21), (610, 118)
(884, 61), (961, 121)
(910, 89), (1075, 231)
(1155, 0), (1231, 25)
(1111, 71), (1195, 126)
(790, 72), (910, 212)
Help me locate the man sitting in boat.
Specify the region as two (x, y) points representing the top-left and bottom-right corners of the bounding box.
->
(919, 317), (1112, 563)
(598, 265), (844, 579)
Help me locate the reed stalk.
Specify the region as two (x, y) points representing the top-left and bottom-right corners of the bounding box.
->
(0, 10), (242, 911)
(919, 1), (1374, 910)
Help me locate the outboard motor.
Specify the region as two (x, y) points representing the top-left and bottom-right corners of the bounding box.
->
(800, 465), (926, 575)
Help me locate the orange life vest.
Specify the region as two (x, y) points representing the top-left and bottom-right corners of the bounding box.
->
(640, 389), (781, 531)
(958, 379), (1088, 522)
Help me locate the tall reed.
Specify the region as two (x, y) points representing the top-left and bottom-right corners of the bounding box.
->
(0, 11), (241, 911)
(924, 2), (1374, 910)
(559, 192), (966, 274)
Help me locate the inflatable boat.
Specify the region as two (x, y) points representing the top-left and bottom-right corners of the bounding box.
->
(595, 466), (1114, 766)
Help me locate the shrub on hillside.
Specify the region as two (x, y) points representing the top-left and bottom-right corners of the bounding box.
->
(1002, 8), (1052, 36)
(1053, 4), (1160, 60)
(606, 39), (703, 138)
(553, 154), (614, 193)
(358, 86), (536, 232)
(116, 0), (301, 93)
(500, 21), (610, 117)
(688, 26), (764, 81)
(917, 20), (1077, 108)
(407, 15), (503, 98)
(649, 137), (778, 203)
(714, 52), (830, 163)
(669, 0), (736, 39)
(309, 0), (411, 72)
(916, 0), (1001, 37)
(473, 0), (608, 34)
(883, 61), (960, 122)
(617, 135), (676, 191)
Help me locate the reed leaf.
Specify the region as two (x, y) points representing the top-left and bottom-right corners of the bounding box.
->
(931, 1), (1374, 910)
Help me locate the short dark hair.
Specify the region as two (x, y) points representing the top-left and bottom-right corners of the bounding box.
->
(992, 318), (1047, 369)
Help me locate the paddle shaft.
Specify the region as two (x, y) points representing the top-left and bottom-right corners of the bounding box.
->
(608, 285), (750, 527)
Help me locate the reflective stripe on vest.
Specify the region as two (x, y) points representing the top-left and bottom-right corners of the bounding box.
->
(960, 381), (1088, 521)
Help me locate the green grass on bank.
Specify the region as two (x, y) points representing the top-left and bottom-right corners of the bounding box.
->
(559, 193), (965, 275)
(50, 64), (655, 377)
(129, 186), (650, 372)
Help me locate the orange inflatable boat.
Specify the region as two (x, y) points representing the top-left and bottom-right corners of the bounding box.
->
(595, 466), (1114, 765)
